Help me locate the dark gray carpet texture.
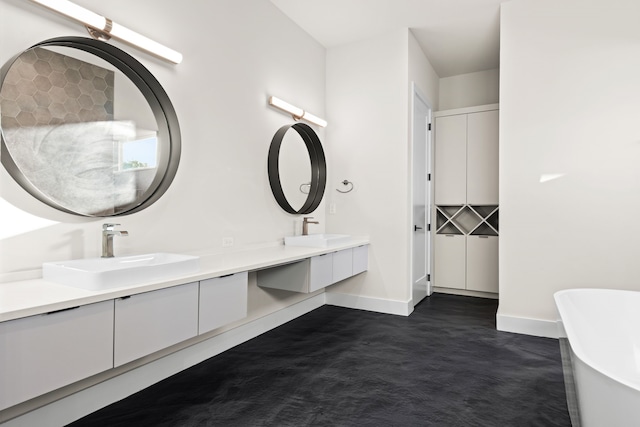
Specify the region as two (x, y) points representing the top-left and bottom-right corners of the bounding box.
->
(68, 294), (570, 426)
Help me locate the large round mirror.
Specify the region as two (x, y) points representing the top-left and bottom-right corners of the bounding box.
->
(0, 37), (181, 216)
(268, 123), (326, 215)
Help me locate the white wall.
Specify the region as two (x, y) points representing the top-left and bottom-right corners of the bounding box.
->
(499, 0), (640, 332)
(439, 69), (499, 111)
(409, 31), (439, 111)
(325, 29), (439, 310)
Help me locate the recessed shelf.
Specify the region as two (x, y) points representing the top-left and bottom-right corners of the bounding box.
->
(451, 207), (480, 234)
(435, 206), (465, 234)
(436, 205), (499, 236)
(470, 205), (498, 218)
(439, 223), (464, 235)
(486, 210), (499, 230)
(470, 223), (498, 236)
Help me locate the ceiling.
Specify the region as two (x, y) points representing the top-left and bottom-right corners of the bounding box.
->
(270, 0), (509, 78)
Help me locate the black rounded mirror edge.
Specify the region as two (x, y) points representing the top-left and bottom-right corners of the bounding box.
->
(268, 122), (326, 215)
(0, 36), (181, 217)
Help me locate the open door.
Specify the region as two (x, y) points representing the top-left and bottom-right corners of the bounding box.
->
(412, 85), (433, 306)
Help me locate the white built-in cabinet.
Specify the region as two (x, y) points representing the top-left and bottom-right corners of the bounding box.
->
(257, 245), (369, 293)
(433, 105), (499, 294)
(0, 301), (114, 411)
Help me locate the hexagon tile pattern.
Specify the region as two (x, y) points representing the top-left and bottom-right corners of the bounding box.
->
(1, 47), (114, 130)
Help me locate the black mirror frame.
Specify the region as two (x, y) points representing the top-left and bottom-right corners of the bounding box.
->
(268, 123), (326, 215)
(0, 36), (181, 216)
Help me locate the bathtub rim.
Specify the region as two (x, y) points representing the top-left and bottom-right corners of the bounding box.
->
(554, 288), (640, 394)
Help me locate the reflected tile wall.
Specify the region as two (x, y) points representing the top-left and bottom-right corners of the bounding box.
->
(0, 47), (114, 128)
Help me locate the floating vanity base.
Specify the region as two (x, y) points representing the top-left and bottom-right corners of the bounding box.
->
(0, 239), (368, 418)
(257, 245), (368, 293)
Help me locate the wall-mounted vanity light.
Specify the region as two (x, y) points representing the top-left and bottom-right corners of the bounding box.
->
(268, 96), (327, 128)
(28, 0), (183, 64)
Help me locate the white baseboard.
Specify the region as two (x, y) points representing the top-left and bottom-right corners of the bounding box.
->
(325, 292), (413, 316)
(2, 294), (326, 427)
(496, 312), (559, 339)
(433, 287), (498, 299)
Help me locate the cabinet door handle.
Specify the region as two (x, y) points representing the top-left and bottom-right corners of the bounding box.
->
(220, 273), (235, 278)
(46, 306), (79, 315)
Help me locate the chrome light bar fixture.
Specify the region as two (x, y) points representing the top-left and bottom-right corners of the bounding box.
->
(268, 96), (327, 128)
(28, 0), (183, 64)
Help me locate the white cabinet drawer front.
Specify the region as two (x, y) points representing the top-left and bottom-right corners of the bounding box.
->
(332, 249), (353, 284)
(352, 245), (369, 275)
(309, 253), (333, 292)
(114, 282), (199, 367)
(0, 301), (114, 411)
(199, 272), (248, 334)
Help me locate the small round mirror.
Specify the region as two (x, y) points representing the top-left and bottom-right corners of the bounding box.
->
(268, 123), (326, 215)
(0, 37), (181, 216)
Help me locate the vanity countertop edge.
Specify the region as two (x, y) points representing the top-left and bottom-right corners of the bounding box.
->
(0, 238), (370, 322)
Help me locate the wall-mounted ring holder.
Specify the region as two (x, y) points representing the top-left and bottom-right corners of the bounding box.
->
(336, 180), (354, 193)
(299, 182), (311, 194)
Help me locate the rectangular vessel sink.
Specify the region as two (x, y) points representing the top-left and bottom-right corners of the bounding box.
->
(43, 253), (200, 291)
(285, 234), (351, 248)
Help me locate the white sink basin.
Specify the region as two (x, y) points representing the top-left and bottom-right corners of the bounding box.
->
(285, 234), (351, 248)
(43, 253), (200, 291)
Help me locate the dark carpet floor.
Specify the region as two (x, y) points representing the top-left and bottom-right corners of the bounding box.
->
(67, 294), (570, 427)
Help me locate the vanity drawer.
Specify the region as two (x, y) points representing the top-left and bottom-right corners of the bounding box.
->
(352, 245), (369, 275)
(114, 282), (199, 367)
(199, 272), (248, 334)
(309, 253), (333, 292)
(0, 301), (114, 411)
(331, 248), (353, 284)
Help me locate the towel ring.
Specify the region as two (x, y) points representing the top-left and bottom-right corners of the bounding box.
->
(336, 180), (354, 193)
(299, 182), (311, 194)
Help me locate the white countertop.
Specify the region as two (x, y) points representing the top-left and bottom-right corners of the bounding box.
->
(0, 238), (369, 322)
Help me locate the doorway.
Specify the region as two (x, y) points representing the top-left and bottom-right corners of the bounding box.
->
(411, 84), (433, 306)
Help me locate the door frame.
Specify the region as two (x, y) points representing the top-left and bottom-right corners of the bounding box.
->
(409, 82), (433, 306)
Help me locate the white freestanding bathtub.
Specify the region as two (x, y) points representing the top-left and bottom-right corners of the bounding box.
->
(554, 289), (640, 427)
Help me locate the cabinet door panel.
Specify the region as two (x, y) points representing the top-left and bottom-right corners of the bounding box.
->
(352, 245), (369, 275)
(435, 114), (467, 205)
(434, 234), (466, 289)
(114, 282), (198, 367)
(466, 236), (499, 293)
(0, 301), (114, 410)
(199, 272), (248, 334)
(332, 249), (353, 284)
(309, 253), (333, 292)
(467, 110), (499, 204)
